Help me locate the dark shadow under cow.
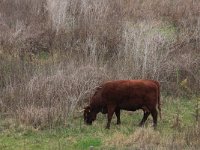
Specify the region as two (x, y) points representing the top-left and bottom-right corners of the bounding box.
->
(83, 80), (161, 129)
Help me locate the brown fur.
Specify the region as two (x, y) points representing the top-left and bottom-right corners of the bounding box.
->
(84, 80), (161, 129)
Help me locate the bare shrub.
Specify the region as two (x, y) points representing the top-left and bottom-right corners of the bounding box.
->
(17, 106), (57, 129)
(0, 60), (108, 127)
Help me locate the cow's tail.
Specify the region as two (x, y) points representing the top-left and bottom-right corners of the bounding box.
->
(157, 81), (162, 120)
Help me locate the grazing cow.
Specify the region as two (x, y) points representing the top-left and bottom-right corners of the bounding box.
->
(83, 80), (161, 129)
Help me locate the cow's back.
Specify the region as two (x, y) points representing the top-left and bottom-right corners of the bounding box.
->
(99, 80), (159, 110)
(101, 80), (157, 98)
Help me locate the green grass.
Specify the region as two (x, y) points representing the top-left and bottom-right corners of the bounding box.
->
(0, 97), (199, 150)
(74, 137), (101, 149)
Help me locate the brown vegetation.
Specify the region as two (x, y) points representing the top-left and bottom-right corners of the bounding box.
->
(105, 126), (200, 149)
(0, 0), (200, 127)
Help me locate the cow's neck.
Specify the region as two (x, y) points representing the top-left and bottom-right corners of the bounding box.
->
(90, 103), (102, 114)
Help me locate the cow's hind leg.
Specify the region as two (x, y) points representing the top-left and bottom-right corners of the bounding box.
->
(139, 111), (150, 127)
(106, 105), (116, 129)
(115, 108), (121, 125)
(151, 108), (158, 129)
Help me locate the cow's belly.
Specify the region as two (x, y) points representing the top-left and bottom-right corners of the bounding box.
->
(118, 103), (141, 111)
(121, 107), (138, 111)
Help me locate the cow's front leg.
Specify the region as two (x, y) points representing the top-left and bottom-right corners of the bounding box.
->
(106, 106), (116, 129)
(115, 108), (121, 125)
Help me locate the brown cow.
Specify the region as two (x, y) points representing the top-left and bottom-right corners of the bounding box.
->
(83, 80), (161, 129)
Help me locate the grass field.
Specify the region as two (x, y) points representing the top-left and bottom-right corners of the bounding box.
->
(0, 96), (199, 150)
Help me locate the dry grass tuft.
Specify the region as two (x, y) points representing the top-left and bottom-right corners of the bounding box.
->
(127, 127), (161, 145)
(184, 125), (200, 147)
(105, 125), (200, 149)
(104, 132), (127, 147)
(105, 128), (161, 149)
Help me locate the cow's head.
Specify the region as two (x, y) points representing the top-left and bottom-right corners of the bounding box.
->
(83, 106), (97, 125)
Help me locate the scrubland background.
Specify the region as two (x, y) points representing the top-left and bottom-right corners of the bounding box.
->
(0, 0), (200, 149)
